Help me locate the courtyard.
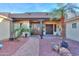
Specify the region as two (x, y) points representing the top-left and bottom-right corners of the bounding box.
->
(0, 4), (79, 56)
(0, 35), (79, 56)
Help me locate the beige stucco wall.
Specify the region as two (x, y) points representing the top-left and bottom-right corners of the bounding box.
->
(66, 19), (79, 41)
(0, 19), (10, 40)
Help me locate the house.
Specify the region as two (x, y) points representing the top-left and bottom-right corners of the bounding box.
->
(0, 13), (12, 40)
(0, 12), (79, 42)
(65, 16), (79, 41)
(0, 12), (62, 40)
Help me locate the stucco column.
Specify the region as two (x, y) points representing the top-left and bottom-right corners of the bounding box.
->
(9, 20), (15, 40)
(43, 24), (46, 35)
(40, 20), (43, 39)
(28, 21), (32, 36)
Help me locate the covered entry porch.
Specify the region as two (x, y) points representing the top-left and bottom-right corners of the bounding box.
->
(30, 19), (61, 36)
(13, 18), (62, 37)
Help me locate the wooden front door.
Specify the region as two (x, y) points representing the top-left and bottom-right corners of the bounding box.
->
(46, 24), (53, 34)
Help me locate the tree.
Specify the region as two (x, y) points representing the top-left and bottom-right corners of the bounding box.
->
(50, 3), (79, 39)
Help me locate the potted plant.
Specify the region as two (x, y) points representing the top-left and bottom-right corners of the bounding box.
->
(24, 27), (30, 37)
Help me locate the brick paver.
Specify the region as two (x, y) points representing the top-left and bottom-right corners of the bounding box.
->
(43, 35), (79, 56)
(39, 39), (60, 56)
(13, 37), (39, 56)
(0, 38), (28, 56)
(13, 35), (60, 56)
(39, 35), (79, 56)
(0, 35), (79, 56)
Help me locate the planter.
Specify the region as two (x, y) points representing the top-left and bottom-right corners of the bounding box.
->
(25, 33), (27, 37)
(9, 38), (14, 41)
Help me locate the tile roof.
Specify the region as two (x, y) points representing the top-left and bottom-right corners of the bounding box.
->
(9, 12), (50, 18)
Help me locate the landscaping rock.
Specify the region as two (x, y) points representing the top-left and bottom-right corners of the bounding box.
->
(51, 42), (60, 52)
(59, 47), (72, 56)
(61, 40), (69, 48)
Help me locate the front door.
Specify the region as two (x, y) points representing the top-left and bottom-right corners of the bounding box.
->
(46, 24), (53, 34)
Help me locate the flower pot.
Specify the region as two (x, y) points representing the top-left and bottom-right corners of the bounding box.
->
(9, 38), (14, 41)
(25, 34), (27, 37)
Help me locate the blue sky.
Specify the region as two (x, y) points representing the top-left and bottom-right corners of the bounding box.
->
(0, 3), (58, 13)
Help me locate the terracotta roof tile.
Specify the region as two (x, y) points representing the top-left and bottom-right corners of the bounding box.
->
(9, 12), (50, 18)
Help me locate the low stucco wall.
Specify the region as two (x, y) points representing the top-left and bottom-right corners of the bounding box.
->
(0, 19), (10, 40)
(66, 20), (79, 41)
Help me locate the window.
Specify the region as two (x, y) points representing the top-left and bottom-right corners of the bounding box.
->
(72, 23), (77, 28)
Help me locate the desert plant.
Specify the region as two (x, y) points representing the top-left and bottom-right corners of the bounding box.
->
(14, 25), (30, 39)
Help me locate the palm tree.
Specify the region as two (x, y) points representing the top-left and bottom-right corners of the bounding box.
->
(50, 3), (79, 39)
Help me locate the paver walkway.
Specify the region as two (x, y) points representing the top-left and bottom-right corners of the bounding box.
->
(0, 38), (28, 56)
(9, 35), (79, 56)
(13, 35), (60, 56)
(43, 35), (79, 56)
(13, 37), (39, 56)
(39, 39), (60, 56)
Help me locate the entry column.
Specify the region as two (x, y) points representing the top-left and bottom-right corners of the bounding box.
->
(9, 20), (15, 41)
(40, 20), (43, 39)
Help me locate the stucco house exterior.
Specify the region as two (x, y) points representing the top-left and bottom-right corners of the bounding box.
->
(1, 12), (79, 42)
(65, 16), (79, 41)
(0, 12), (62, 40)
(0, 13), (12, 40)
